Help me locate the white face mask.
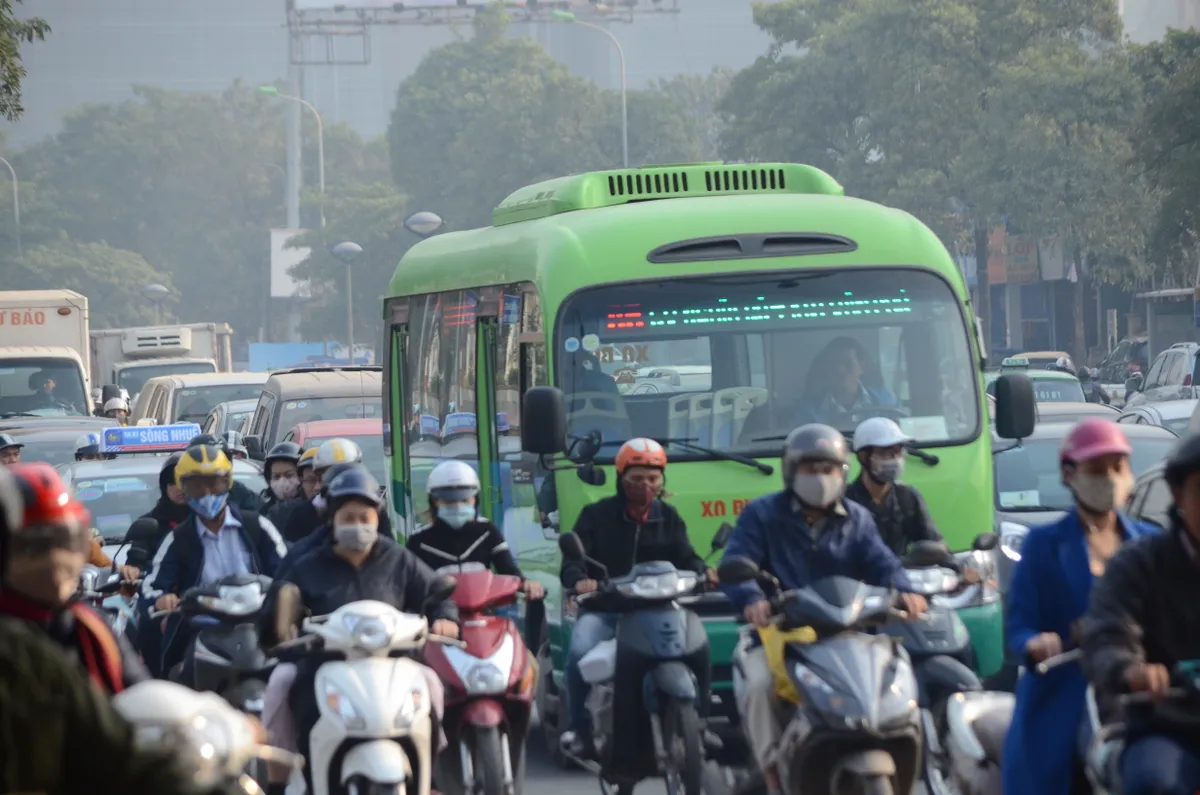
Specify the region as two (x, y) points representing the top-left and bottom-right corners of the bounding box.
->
(312, 493), (327, 513)
(270, 475), (299, 501)
(793, 473), (843, 509)
(1071, 472), (1134, 514)
(333, 522), (378, 552)
(871, 457), (905, 484)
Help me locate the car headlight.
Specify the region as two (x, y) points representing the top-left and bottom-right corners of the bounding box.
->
(324, 680), (366, 731)
(1000, 522), (1028, 561)
(617, 571), (696, 599)
(464, 663), (507, 695)
(394, 682), (427, 728)
(198, 583), (264, 616)
(343, 612), (397, 651)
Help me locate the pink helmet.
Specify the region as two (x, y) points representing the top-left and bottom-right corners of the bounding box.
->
(1060, 419), (1132, 465)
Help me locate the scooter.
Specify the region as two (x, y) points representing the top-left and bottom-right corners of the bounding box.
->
(422, 562), (535, 795)
(270, 580), (465, 795)
(78, 564), (140, 642)
(558, 532), (713, 795)
(719, 555), (923, 795)
(113, 678), (301, 795)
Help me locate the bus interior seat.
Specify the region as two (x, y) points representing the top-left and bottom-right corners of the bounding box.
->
(566, 391), (633, 447)
(712, 387), (768, 447)
(687, 395), (714, 445)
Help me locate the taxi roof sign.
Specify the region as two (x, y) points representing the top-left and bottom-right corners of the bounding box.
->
(101, 423), (203, 454)
(1000, 357), (1030, 368)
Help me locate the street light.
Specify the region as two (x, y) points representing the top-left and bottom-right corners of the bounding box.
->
(0, 157), (21, 258)
(140, 283), (170, 324)
(550, 10), (628, 168)
(259, 86), (326, 229)
(404, 210), (444, 239)
(331, 241), (363, 365)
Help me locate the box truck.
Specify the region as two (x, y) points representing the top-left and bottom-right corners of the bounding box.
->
(90, 322), (234, 403)
(0, 290), (92, 417)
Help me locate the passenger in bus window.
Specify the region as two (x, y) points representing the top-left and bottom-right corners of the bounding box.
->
(795, 336), (899, 427)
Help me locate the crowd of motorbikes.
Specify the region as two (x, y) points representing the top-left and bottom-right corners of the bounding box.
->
(75, 518), (1180, 795)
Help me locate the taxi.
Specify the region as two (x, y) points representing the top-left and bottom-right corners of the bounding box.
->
(57, 423), (266, 560)
(985, 356), (1086, 403)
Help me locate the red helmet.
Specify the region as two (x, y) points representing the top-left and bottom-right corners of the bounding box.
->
(7, 463), (90, 554)
(615, 438), (667, 475)
(1060, 419), (1132, 465)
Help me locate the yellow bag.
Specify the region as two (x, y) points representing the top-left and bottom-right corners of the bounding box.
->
(757, 623), (818, 703)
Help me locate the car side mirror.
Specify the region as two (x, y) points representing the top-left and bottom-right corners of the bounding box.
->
(521, 386), (567, 455)
(994, 373), (1036, 440)
(903, 540), (954, 568)
(973, 531), (999, 551)
(712, 521), (734, 552)
(244, 435), (264, 461)
(558, 532), (586, 562)
(717, 555), (759, 585)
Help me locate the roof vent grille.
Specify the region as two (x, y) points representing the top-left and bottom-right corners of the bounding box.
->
(704, 167), (786, 193)
(607, 171), (689, 198)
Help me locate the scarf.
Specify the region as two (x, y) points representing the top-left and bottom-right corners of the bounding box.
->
(0, 590), (124, 693)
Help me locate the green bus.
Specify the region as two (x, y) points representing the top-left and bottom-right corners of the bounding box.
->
(381, 162), (1035, 750)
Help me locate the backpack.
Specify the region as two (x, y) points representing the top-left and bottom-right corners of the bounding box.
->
(172, 509), (266, 588)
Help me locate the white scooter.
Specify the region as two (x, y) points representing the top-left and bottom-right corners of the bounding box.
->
(273, 583), (463, 795)
(113, 679), (300, 795)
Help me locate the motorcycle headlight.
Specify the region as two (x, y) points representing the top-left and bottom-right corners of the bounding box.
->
(881, 658), (918, 717)
(937, 548), (1000, 608)
(342, 612), (397, 651)
(198, 583), (264, 617)
(904, 567), (960, 596)
(323, 680), (366, 731)
(129, 709), (238, 787)
(394, 682), (427, 728)
(1000, 522), (1028, 562)
(791, 662), (859, 724)
(617, 571), (696, 599)
(464, 663), (507, 695)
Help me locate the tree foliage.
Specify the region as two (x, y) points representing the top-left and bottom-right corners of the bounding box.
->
(0, 0), (47, 121)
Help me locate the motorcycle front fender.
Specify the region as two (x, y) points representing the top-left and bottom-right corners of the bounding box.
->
(461, 698), (505, 729)
(340, 739), (410, 785)
(643, 660), (698, 712)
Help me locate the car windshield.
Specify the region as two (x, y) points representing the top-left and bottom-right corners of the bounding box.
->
(17, 436), (83, 467)
(0, 358), (89, 417)
(118, 361), (216, 396)
(994, 435), (1175, 512)
(174, 384), (265, 422)
(1164, 417), (1191, 436)
(554, 268), (979, 461)
(306, 434), (386, 484)
(71, 465), (267, 542)
(276, 396), (381, 437)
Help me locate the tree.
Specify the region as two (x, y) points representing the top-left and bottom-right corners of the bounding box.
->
(0, 0), (48, 120)
(646, 67), (734, 161)
(5, 233), (173, 328)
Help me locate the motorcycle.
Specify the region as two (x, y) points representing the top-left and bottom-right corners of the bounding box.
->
(719, 555), (923, 795)
(113, 678), (301, 795)
(422, 562), (535, 795)
(269, 579), (464, 795)
(78, 563), (140, 642)
(558, 532), (713, 795)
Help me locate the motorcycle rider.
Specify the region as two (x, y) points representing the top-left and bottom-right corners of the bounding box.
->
(140, 442), (286, 679)
(1078, 366), (1111, 404)
(221, 430), (248, 460)
(281, 437), (363, 542)
(1082, 432), (1200, 795)
(1004, 419), (1156, 795)
(558, 437), (714, 758)
(75, 431), (116, 462)
(719, 424), (926, 795)
(187, 432), (263, 512)
(103, 397), (130, 424)
(1049, 355), (1077, 374)
(259, 440), (303, 526)
(261, 465), (459, 795)
(0, 462), (148, 693)
(0, 432), (23, 466)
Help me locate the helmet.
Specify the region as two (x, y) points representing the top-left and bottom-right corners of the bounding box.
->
(297, 447), (319, 472)
(1053, 356), (1074, 372)
(174, 444), (233, 486)
(103, 397), (129, 414)
(614, 438), (667, 476)
(852, 417), (912, 452)
(0, 433), (24, 452)
(427, 460), (481, 502)
(265, 441), (302, 467)
(188, 433), (222, 448)
(782, 424), (849, 483)
(7, 463), (90, 553)
(1166, 433), (1200, 488)
(1077, 366), (1092, 382)
(326, 465), (383, 511)
(221, 431), (248, 459)
(1060, 419), (1132, 466)
(320, 462), (358, 493)
(314, 438), (363, 472)
(74, 433), (103, 460)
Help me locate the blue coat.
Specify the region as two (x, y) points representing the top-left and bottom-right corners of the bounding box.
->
(1002, 509), (1158, 795)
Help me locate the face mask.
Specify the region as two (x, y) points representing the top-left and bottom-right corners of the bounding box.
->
(188, 492), (228, 521)
(871, 458), (905, 484)
(334, 522), (378, 552)
(623, 481), (659, 507)
(312, 493), (327, 513)
(437, 503), (476, 530)
(793, 473), (843, 509)
(1071, 472), (1134, 514)
(270, 476), (299, 501)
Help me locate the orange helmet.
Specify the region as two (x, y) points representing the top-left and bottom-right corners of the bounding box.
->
(6, 462), (90, 555)
(615, 438), (667, 476)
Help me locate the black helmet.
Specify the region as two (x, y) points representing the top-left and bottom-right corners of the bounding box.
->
(265, 441), (302, 467)
(320, 461), (359, 495)
(0, 433), (24, 452)
(782, 423), (850, 484)
(221, 430), (248, 459)
(1077, 366), (1092, 382)
(1165, 433), (1200, 489)
(326, 465), (383, 512)
(159, 452), (183, 492)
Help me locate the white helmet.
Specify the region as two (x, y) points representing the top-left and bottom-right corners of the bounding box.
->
(1054, 356), (1074, 371)
(313, 438), (363, 471)
(103, 397), (129, 413)
(852, 417), (912, 452)
(75, 432), (103, 458)
(427, 460), (480, 502)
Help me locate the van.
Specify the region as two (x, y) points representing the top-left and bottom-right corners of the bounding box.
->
(129, 372), (269, 426)
(243, 366), (382, 458)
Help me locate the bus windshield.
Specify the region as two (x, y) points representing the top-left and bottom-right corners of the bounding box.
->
(555, 268), (979, 462)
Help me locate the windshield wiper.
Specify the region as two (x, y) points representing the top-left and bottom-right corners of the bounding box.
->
(750, 434), (940, 466)
(602, 437), (774, 475)
(0, 412), (41, 419)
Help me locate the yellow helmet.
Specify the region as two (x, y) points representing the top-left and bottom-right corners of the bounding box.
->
(297, 447), (319, 471)
(175, 443), (233, 486)
(313, 438), (363, 472)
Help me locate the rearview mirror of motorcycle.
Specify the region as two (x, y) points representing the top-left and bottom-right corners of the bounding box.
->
(426, 574), (457, 609)
(717, 555), (760, 584)
(268, 583), (303, 648)
(711, 522), (734, 552)
(558, 532), (586, 561)
(972, 531), (1000, 551)
(902, 540), (954, 569)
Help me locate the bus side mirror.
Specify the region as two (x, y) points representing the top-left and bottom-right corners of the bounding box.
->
(994, 374), (1035, 440)
(521, 386), (566, 455)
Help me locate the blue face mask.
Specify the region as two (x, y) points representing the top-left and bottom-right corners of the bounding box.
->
(437, 503), (475, 530)
(189, 492), (228, 521)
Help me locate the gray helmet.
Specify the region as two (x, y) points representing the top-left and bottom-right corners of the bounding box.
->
(782, 423), (850, 484)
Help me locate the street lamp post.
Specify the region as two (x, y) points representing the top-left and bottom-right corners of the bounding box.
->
(140, 283), (170, 325)
(0, 157), (21, 258)
(331, 241), (363, 365)
(403, 211), (445, 240)
(550, 10), (628, 168)
(259, 86), (326, 229)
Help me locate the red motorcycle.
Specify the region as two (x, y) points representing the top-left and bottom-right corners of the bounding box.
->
(424, 563), (536, 795)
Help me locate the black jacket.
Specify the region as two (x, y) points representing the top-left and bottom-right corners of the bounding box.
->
(278, 536), (458, 623)
(844, 477), (943, 556)
(281, 497), (392, 544)
(229, 479), (263, 513)
(407, 518), (522, 577)
(1082, 525), (1200, 736)
(561, 495), (706, 590)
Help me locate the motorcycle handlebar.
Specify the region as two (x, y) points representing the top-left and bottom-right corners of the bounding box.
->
(1119, 687), (1189, 706)
(1034, 648), (1082, 675)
